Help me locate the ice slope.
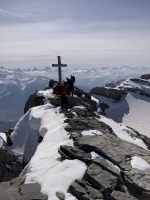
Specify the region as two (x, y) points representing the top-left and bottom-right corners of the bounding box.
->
(95, 78), (150, 138)
(122, 93), (150, 138)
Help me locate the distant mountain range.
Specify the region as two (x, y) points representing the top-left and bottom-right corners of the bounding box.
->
(0, 65), (150, 131)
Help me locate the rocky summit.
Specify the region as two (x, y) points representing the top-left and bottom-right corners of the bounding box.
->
(0, 77), (150, 200)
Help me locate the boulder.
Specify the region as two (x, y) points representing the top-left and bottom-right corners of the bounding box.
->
(141, 74), (150, 80)
(58, 145), (91, 164)
(67, 96), (97, 111)
(68, 179), (104, 200)
(91, 87), (125, 100)
(0, 177), (48, 200)
(24, 92), (45, 113)
(65, 117), (114, 135)
(76, 134), (150, 199)
(48, 96), (60, 107)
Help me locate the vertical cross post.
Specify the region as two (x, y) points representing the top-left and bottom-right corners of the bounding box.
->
(58, 56), (62, 83)
(52, 56), (67, 84)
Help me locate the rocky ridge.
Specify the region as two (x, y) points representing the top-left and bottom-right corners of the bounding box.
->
(0, 77), (150, 200)
(58, 107), (150, 200)
(91, 75), (150, 100)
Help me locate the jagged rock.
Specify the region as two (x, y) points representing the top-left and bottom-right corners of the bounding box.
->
(0, 148), (16, 163)
(24, 92), (45, 113)
(65, 116), (114, 135)
(20, 183), (47, 200)
(76, 135), (150, 199)
(58, 145), (91, 164)
(5, 128), (14, 146)
(111, 190), (137, 200)
(141, 74), (150, 80)
(0, 136), (6, 148)
(93, 156), (121, 178)
(48, 79), (58, 88)
(119, 78), (150, 97)
(68, 179), (104, 200)
(48, 95), (97, 111)
(0, 146), (24, 182)
(127, 126), (150, 150)
(69, 163), (132, 200)
(56, 192), (65, 200)
(72, 106), (87, 117)
(0, 162), (24, 182)
(91, 87), (125, 100)
(48, 96), (60, 106)
(124, 168), (150, 200)
(68, 96), (97, 111)
(84, 163), (118, 192)
(0, 177), (48, 200)
(75, 87), (91, 99)
(76, 135), (150, 170)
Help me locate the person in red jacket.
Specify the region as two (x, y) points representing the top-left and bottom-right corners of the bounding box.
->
(59, 84), (69, 109)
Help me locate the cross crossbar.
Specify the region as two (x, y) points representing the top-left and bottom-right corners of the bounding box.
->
(52, 56), (67, 83)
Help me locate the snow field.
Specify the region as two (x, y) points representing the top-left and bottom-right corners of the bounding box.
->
(11, 104), (86, 200)
(100, 115), (148, 150)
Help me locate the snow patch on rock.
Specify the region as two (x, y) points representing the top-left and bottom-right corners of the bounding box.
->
(81, 129), (103, 136)
(100, 116), (148, 150)
(131, 156), (150, 170)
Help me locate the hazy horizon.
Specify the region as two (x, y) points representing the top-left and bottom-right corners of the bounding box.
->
(0, 0), (150, 68)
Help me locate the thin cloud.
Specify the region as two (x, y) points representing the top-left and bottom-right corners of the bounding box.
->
(0, 8), (25, 18)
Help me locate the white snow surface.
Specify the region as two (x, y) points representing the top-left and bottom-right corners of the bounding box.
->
(119, 78), (150, 95)
(122, 93), (150, 138)
(10, 104), (86, 200)
(37, 89), (55, 103)
(81, 129), (103, 136)
(0, 132), (7, 143)
(91, 96), (99, 104)
(100, 116), (148, 150)
(131, 156), (150, 170)
(96, 92), (150, 138)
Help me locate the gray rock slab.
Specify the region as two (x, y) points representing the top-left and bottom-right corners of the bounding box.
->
(59, 145), (91, 164)
(91, 87), (125, 100)
(65, 117), (114, 135)
(111, 190), (137, 200)
(77, 134), (150, 199)
(68, 179), (104, 200)
(77, 135), (150, 170)
(20, 183), (47, 200)
(85, 163), (118, 192)
(0, 177), (47, 200)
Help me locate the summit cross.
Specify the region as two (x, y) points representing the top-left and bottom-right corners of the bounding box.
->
(52, 56), (67, 84)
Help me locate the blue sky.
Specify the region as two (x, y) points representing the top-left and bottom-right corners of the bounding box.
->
(0, 0), (150, 68)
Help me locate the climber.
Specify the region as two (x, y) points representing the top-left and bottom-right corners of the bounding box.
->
(70, 75), (75, 96)
(66, 75), (76, 96)
(59, 83), (69, 109)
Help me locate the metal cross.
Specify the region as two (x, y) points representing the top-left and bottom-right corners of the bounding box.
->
(52, 56), (67, 84)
